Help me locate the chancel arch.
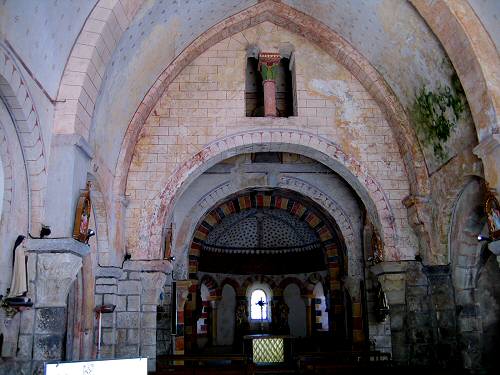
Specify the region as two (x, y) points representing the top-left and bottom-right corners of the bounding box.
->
(140, 130), (407, 262)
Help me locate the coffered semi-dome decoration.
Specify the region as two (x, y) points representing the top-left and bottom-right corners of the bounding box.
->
(191, 189), (343, 275)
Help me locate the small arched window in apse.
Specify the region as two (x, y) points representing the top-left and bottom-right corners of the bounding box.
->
(251, 289), (268, 320)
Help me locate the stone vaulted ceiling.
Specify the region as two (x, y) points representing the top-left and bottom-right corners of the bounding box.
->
(1, 0), (493, 174)
(87, 0), (466, 175)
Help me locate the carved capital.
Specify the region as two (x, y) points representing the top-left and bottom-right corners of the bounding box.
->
(402, 194), (438, 261)
(370, 261), (408, 306)
(473, 134), (500, 159)
(140, 272), (168, 291)
(258, 52), (281, 80)
(36, 253), (82, 307)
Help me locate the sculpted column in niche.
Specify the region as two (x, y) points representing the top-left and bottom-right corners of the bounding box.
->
(259, 52), (281, 117)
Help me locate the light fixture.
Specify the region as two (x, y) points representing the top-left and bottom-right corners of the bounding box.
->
(166, 256), (176, 262)
(477, 234), (491, 242)
(85, 229), (96, 244)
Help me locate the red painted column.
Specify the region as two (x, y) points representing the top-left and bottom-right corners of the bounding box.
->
(259, 52), (281, 117)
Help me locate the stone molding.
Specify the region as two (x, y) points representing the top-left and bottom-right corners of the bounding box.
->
(27, 238), (90, 258)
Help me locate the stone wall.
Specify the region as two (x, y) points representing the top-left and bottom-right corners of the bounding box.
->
(93, 262), (169, 371)
(125, 21), (418, 262)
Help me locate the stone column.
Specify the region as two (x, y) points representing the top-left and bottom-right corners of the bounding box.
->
(371, 261), (408, 365)
(423, 265), (460, 367)
(27, 238), (88, 370)
(210, 299), (219, 345)
(140, 272), (168, 372)
(173, 280), (192, 357)
(303, 296), (312, 337)
(258, 52), (281, 117)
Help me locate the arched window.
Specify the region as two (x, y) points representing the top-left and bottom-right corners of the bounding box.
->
(250, 289), (268, 320)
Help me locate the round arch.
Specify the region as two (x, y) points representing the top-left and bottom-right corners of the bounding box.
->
(137, 129), (401, 261)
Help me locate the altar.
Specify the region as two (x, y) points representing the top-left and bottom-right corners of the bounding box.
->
(243, 334), (294, 365)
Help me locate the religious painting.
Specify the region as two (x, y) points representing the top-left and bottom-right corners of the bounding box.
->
(73, 181), (92, 243)
(485, 188), (500, 240)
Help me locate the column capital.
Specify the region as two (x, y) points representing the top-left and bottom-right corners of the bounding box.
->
(370, 261), (409, 306)
(473, 133), (500, 159)
(36, 252), (82, 308)
(26, 238), (87, 308)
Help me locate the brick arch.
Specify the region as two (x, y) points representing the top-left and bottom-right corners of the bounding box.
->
(199, 274), (219, 300)
(189, 189), (340, 281)
(242, 275), (278, 298)
(304, 273), (326, 297)
(139, 129), (400, 261)
(220, 277), (241, 297)
(113, 0), (429, 240)
(172, 176), (359, 291)
(279, 277), (307, 297)
(0, 44), (47, 232)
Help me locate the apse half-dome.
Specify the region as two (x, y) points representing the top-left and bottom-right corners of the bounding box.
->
(193, 189), (342, 275)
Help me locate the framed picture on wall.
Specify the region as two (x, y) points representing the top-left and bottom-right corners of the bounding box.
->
(486, 189), (500, 240)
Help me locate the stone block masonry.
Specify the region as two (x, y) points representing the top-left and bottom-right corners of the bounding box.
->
(125, 22), (418, 262)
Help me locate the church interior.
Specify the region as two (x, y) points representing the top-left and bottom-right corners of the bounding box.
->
(0, 0), (499, 374)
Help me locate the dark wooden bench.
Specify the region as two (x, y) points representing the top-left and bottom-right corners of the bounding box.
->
(156, 354), (255, 375)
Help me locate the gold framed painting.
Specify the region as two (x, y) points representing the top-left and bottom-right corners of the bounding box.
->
(486, 189), (500, 241)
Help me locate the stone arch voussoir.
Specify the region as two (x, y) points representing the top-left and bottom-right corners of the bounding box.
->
(0, 44), (47, 232)
(140, 129), (399, 261)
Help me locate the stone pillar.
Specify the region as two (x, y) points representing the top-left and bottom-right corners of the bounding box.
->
(210, 299), (219, 345)
(474, 134), (500, 200)
(258, 52), (281, 117)
(173, 280), (192, 357)
(423, 265), (460, 367)
(27, 238), (88, 370)
(371, 261), (408, 365)
(303, 296), (312, 337)
(140, 272), (168, 372)
(352, 301), (365, 347)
